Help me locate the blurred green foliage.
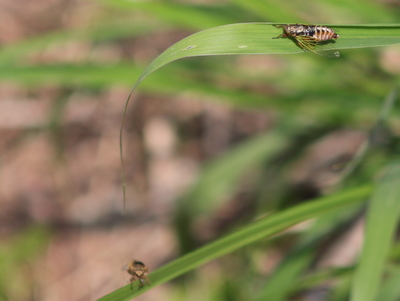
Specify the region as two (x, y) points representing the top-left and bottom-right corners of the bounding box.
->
(0, 226), (50, 300)
(1, 0), (400, 300)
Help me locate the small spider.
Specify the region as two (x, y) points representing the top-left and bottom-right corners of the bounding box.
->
(123, 260), (151, 289)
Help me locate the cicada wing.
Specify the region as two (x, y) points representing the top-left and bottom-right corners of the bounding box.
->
(320, 50), (340, 58)
(295, 36), (340, 58)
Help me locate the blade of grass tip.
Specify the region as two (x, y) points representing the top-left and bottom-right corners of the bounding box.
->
(350, 161), (400, 301)
(98, 186), (371, 301)
(120, 88), (134, 212)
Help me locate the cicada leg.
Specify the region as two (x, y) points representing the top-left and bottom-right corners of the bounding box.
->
(272, 24), (287, 39)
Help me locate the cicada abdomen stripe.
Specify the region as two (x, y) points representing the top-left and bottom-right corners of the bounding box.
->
(310, 25), (339, 41)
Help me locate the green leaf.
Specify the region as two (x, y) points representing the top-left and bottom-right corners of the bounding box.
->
(97, 186), (371, 301)
(98, 0), (239, 29)
(119, 23), (400, 206)
(133, 23), (400, 88)
(0, 22), (151, 66)
(351, 161), (400, 301)
(256, 204), (362, 301)
(181, 130), (290, 215)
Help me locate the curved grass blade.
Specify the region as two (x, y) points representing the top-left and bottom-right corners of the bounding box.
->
(120, 23), (400, 208)
(350, 161), (400, 301)
(132, 23), (400, 86)
(98, 186), (371, 300)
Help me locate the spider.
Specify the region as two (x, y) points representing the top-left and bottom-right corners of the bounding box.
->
(123, 260), (151, 289)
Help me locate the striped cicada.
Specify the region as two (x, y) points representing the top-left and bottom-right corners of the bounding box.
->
(273, 24), (340, 58)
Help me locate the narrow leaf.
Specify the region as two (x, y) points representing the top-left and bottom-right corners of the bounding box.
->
(134, 23), (400, 87)
(98, 186), (371, 301)
(351, 161), (400, 301)
(181, 130), (289, 214)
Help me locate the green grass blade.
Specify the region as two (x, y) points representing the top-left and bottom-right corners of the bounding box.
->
(133, 23), (400, 88)
(376, 268), (400, 301)
(350, 161), (400, 301)
(180, 130), (290, 215)
(97, 186), (371, 301)
(116, 23), (400, 208)
(229, 0), (299, 21)
(119, 24), (400, 193)
(256, 204), (362, 301)
(98, 0), (238, 29)
(0, 22), (151, 66)
(257, 89), (398, 301)
(256, 247), (313, 301)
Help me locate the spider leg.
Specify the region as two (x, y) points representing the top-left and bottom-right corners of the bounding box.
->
(138, 279), (145, 289)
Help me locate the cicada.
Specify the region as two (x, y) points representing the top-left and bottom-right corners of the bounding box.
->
(273, 24), (340, 58)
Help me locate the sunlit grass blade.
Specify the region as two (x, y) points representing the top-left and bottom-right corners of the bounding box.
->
(119, 23), (400, 207)
(133, 23), (400, 88)
(350, 161), (400, 301)
(97, 186), (371, 301)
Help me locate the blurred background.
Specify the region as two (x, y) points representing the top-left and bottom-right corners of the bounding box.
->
(0, 0), (400, 300)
